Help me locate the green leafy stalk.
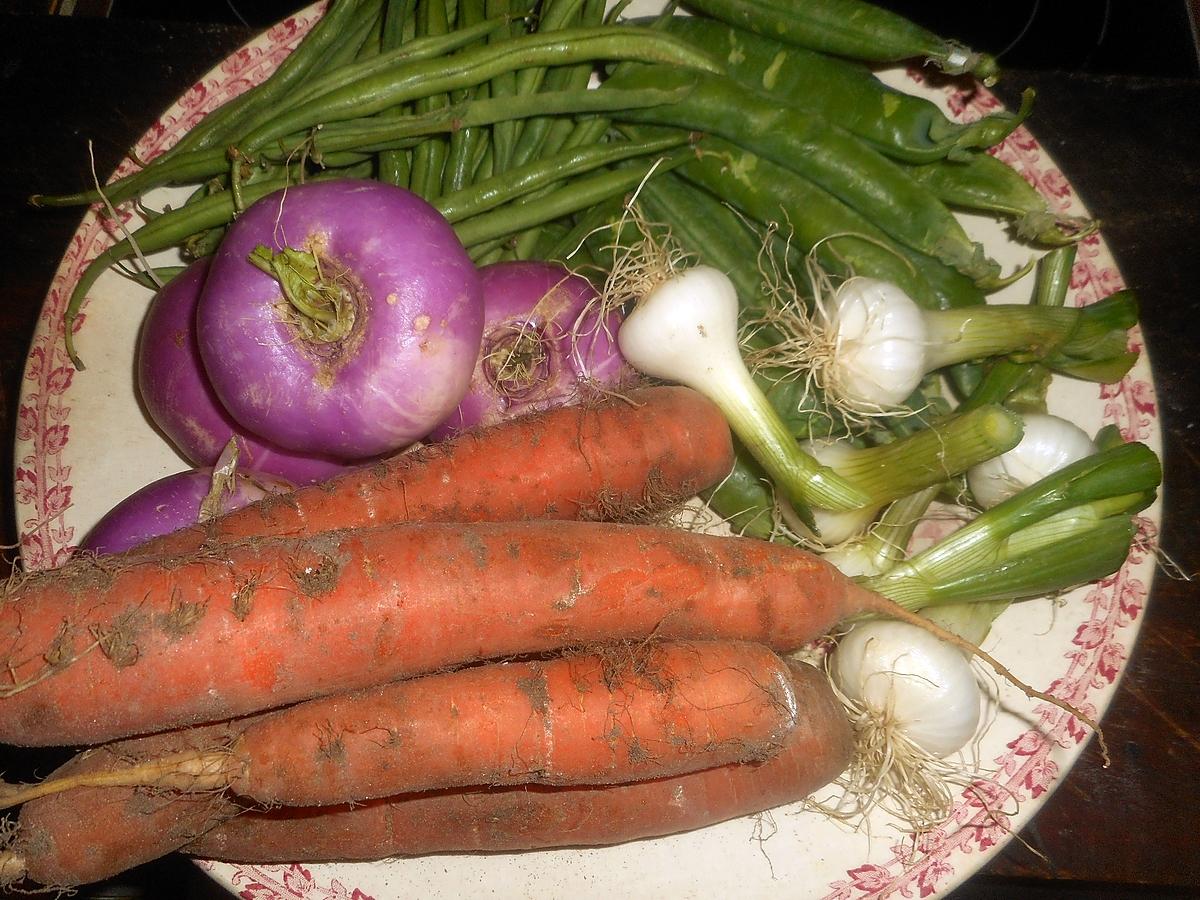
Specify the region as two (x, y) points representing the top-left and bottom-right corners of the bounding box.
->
(247, 245), (356, 343)
(812, 405), (1022, 507)
(862, 441), (1161, 611)
(921, 289), (1139, 384)
(962, 244), (1076, 412)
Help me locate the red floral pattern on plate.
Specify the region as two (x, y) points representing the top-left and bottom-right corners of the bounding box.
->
(13, 14), (1160, 900)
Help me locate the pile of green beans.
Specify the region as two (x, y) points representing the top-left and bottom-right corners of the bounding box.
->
(37, 0), (1089, 383)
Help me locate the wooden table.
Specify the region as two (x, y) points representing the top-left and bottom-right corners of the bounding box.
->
(1, 11), (1197, 899)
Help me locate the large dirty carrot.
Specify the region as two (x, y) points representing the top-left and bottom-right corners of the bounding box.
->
(3, 640), (801, 809)
(0, 519), (884, 746)
(134, 384), (734, 557)
(184, 659), (853, 862)
(0, 659), (850, 888)
(0, 719), (246, 890)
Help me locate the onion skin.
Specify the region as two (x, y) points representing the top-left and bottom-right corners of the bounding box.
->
(137, 258), (353, 485)
(79, 468), (290, 556)
(427, 261), (630, 441)
(197, 179), (484, 458)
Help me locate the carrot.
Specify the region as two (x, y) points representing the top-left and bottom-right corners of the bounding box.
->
(0, 519), (887, 746)
(0, 660), (850, 888)
(134, 385), (734, 557)
(183, 659), (853, 862)
(0, 720), (245, 890)
(3, 640), (802, 808)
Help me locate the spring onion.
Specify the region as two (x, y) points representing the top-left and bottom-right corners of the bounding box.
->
(781, 275), (1139, 415)
(862, 441), (1161, 612)
(796, 404), (1022, 544)
(616, 264), (871, 522)
(833, 619), (983, 759)
(967, 413), (1097, 509)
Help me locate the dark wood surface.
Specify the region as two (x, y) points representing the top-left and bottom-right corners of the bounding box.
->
(1, 10), (1198, 899)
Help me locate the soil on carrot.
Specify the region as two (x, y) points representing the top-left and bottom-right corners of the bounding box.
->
(516, 669), (551, 713)
(230, 575), (260, 621)
(155, 594), (207, 640)
(584, 465), (689, 525)
(289, 552), (343, 598)
(314, 723), (348, 765)
(92, 607), (148, 668)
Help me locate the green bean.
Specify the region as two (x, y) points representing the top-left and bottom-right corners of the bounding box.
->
(502, 0), (587, 164)
(671, 134), (933, 302)
(302, 85), (692, 156)
(440, 0), (490, 193)
(512, 0), (607, 166)
(322, 1), (391, 69)
(484, 0), (528, 174)
(656, 16), (1027, 164)
(453, 150), (689, 247)
(408, 0), (453, 198)
(40, 79), (688, 216)
(288, 13), (516, 109)
(682, 0), (999, 83)
(235, 27), (722, 155)
(163, 0), (382, 160)
(436, 132), (688, 222)
(354, 9), (386, 60)
(905, 151), (1099, 246)
(377, 0), (419, 186)
(538, 194), (625, 263)
(500, 0), (610, 256)
(606, 64), (1003, 286)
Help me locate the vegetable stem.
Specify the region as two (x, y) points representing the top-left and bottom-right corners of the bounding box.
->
(864, 441), (1161, 610)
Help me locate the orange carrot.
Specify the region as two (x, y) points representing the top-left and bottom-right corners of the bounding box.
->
(3, 640), (802, 808)
(0, 519), (887, 746)
(135, 385), (733, 556)
(0, 720), (245, 890)
(183, 659), (852, 862)
(0, 660), (850, 888)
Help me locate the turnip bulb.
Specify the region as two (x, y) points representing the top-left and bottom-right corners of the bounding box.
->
(136, 257), (353, 485)
(197, 179), (484, 458)
(80, 465), (291, 556)
(427, 261), (631, 441)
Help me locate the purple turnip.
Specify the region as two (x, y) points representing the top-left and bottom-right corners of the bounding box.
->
(136, 257), (352, 485)
(80, 462), (291, 556)
(196, 179), (484, 458)
(427, 261), (631, 441)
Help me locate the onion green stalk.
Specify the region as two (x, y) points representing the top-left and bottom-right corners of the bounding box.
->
(961, 245), (1077, 412)
(861, 441), (1161, 611)
(799, 404), (1023, 544)
(821, 486), (940, 578)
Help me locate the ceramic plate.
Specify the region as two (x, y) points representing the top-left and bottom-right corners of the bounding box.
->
(13, 5), (1161, 898)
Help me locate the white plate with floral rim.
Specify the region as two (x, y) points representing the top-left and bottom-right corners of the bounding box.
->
(12, 3), (1162, 898)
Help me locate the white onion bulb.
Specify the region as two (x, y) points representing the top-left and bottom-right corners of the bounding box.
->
(825, 277), (929, 411)
(832, 619), (982, 758)
(967, 413), (1097, 509)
